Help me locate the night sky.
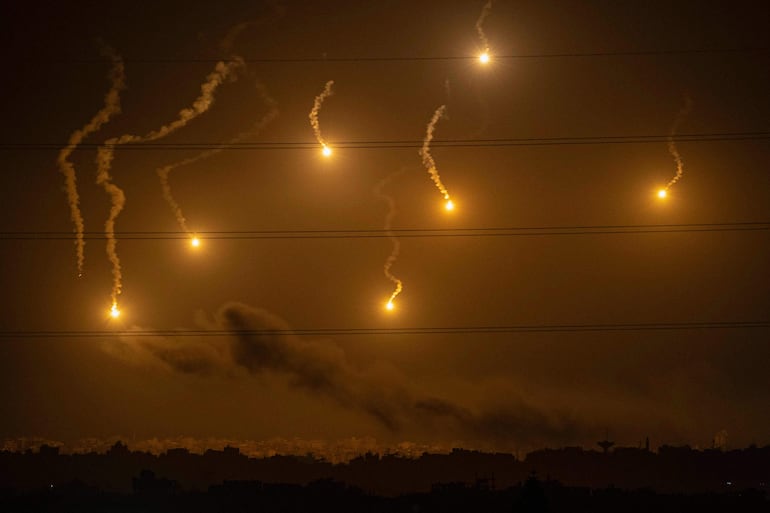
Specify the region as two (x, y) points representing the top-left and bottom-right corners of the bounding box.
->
(1, 0), (769, 458)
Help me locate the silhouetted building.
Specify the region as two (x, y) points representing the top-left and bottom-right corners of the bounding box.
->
(518, 472), (549, 513)
(597, 440), (614, 452)
(38, 444), (59, 458)
(107, 440), (130, 457)
(132, 469), (178, 497)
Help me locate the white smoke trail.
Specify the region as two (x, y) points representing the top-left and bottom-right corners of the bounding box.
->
(665, 95), (693, 190)
(157, 81), (279, 235)
(475, 0), (494, 52)
(96, 59), (243, 308)
(56, 46), (125, 277)
(373, 171), (405, 308)
(309, 80), (334, 151)
(419, 105), (451, 201)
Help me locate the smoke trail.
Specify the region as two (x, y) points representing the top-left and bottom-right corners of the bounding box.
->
(309, 80), (334, 152)
(157, 81), (279, 235)
(56, 46), (125, 277)
(665, 95), (693, 190)
(374, 171), (405, 308)
(475, 0), (493, 52)
(419, 105), (451, 201)
(96, 59), (243, 308)
(110, 302), (589, 446)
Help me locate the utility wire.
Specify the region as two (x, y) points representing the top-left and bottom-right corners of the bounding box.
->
(2, 132), (769, 151)
(2, 320), (769, 338)
(3, 222), (770, 241)
(45, 47), (770, 64)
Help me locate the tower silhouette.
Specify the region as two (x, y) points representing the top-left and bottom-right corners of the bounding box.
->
(597, 430), (614, 453)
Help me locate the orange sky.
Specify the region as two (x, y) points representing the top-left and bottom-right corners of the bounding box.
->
(0, 0), (769, 453)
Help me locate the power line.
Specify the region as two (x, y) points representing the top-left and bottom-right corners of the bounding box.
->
(46, 47), (770, 64)
(2, 132), (769, 151)
(3, 222), (770, 241)
(2, 320), (769, 339)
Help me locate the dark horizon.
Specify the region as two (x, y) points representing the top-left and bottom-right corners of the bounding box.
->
(4, 438), (770, 494)
(0, 432), (746, 464)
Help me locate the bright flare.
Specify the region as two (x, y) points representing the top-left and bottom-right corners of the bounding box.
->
(110, 303), (120, 319)
(445, 199), (455, 211)
(658, 189), (667, 199)
(322, 145), (333, 157)
(386, 301), (395, 311)
(191, 236), (201, 247)
(475, 1), (494, 63)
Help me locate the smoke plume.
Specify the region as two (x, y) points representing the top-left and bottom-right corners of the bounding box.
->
(110, 302), (587, 447)
(475, 1), (493, 52)
(96, 59), (242, 307)
(309, 80), (335, 150)
(373, 171), (405, 308)
(419, 105), (451, 200)
(665, 94), (693, 190)
(157, 81), (279, 234)
(56, 46), (125, 277)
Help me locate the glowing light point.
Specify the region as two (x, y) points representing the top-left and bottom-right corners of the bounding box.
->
(479, 52), (490, 64)
(445, 199), (455, 211)
(658, 189), (667, 199)
(110, 304), (120, 319)
(191, 236), (200, 248)
(386, 301), (395, 311)
(322, 145), (332, 157)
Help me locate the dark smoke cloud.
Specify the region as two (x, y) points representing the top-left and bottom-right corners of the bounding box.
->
(111, 302), (591, 447)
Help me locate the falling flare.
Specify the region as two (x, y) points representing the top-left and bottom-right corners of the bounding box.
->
(445, 199), (455, 211)
(97, 58), (242, 310)
(374, 171), (405, 312)
(191, 236), (201, 248)
(661, 95), (693, 195)
(419, 105), (453, 207)
(110, 303), (120, 319)
(157, 81), (278, 237)
(309, 80), (335, 155)
(657, 189), (667, 199)
(475, 1), (493, 58)
(56, 46), (125, 277)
